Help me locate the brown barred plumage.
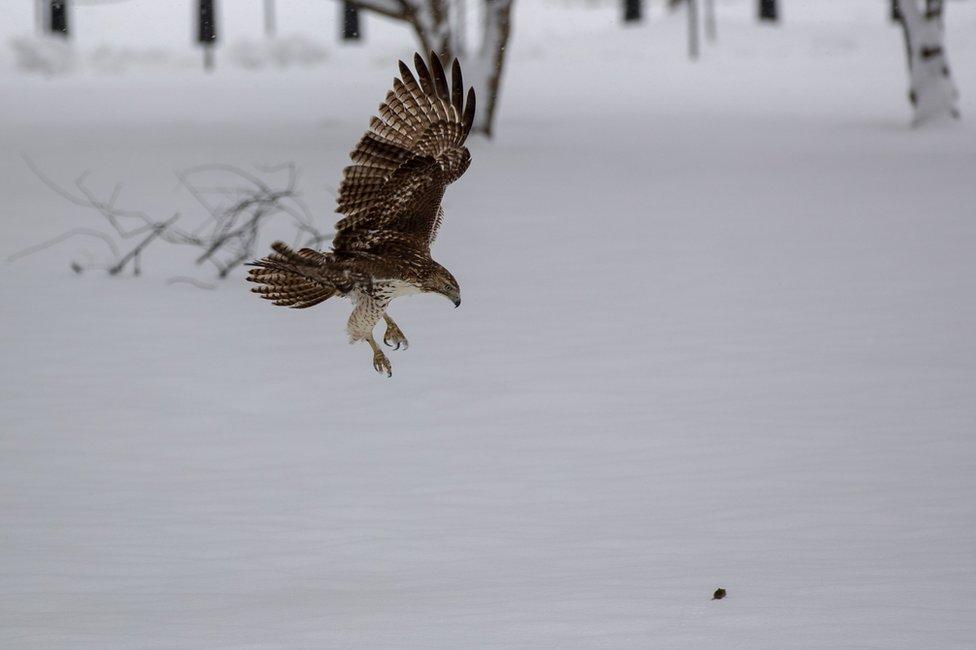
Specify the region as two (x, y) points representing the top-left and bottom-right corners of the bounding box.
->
(246, 52), (474, 376)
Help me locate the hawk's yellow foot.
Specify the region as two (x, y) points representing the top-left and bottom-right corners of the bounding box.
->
(367, 338), (392, 377)
(372, 351), (392, 377)
(383, 316), (409, 351)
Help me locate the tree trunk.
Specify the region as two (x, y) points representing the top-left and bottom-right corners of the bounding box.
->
(449, 0), (466, 55)
(687, 0), (699, 60)
(704, 0), (716, 42)
(406, 0), (452, 59)
(470, 0), (514, 136)
(896, 0), (959, 125)
(340, 0), (514, 137)
(342, 2), (362, 41)
(264, 0), (276, 37)
(408, 0), (513, 136)
(758, 0), (777, 22)
(50, 0), (69, 37)
(623, 0), (642, 23)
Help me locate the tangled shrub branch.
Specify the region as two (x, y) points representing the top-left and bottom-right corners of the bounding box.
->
(9, 156), (332, 281)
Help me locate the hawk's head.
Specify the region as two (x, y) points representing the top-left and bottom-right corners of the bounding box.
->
(423, 262), (461, 308)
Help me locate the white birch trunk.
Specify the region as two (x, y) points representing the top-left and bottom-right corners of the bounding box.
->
(896, 0), (959, 125)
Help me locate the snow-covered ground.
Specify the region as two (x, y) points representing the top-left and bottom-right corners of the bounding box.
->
(2, 1), (976, 647)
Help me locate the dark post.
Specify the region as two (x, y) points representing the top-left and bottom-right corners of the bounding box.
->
(198, 0), (217, 71)
(758, 0), (777, 22)
(342, 2), (361, 41)
(50, 0), (68, 37)
(891, 0), (902, 22)
(623, 0), (642, 23)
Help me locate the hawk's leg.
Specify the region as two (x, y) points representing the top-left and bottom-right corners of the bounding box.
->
(383, 314), (409, 350)
(347, 291), (392, 377)
(367, 336), (393, 377)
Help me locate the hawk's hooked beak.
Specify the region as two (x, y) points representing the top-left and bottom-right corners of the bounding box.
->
(453, 297), (461, 308)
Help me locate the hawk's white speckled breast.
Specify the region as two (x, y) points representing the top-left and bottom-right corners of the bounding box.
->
(372, 279), (423, 300)
(345, 280), (422, 342)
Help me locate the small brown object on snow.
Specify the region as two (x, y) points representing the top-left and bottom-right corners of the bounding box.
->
(712, 588), (726, 600)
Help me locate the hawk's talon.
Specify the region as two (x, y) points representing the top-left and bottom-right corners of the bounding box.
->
(372, 350), (392, 377)
(383, 323), (409, 351)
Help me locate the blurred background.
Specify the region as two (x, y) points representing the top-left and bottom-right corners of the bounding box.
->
(2, 1), (975, 648)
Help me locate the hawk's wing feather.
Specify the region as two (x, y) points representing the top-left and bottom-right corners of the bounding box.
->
(334, 52), (475, 252)
(451, 58), (464, 115)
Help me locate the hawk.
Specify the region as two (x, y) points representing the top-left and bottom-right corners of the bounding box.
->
(247, 52), (476, 377)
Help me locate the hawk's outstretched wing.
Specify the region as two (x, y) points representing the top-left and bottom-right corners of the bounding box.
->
(333, 52), (475, 254)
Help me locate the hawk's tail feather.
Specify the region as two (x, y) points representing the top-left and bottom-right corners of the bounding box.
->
(250, 281), (336, 309)
(247, 241), (340, 309)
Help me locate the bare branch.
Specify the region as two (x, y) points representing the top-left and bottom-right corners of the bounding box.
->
(18, 158), (332, 281)
(341, 0), (409, 21)
(6, 227), (120, 263)
(107, 214), (180, 275)
(167, 276), (217, 290)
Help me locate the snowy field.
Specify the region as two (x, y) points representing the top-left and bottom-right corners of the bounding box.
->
(2, 1), (976, 647)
